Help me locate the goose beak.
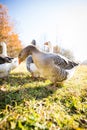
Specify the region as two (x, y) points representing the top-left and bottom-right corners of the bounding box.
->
(18, 58), (21, 64)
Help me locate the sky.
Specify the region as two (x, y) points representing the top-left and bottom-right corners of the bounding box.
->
(0, 0), (87, 61)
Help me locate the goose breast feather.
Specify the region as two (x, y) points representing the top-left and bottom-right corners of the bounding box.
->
(26, 55), (33, 72)
(26, 55), (40, 77)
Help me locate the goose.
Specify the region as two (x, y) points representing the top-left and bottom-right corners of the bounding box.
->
(0, 42), (19, 78)
(0, 56), (13, 64)
(26, 40), (40, 77)
(0, 42), (8, 56)
(44, 41), (53, 53)
(0, 57), (18, 78)
(18, 45), (79, 84)
(26, 55), (40, 77)
(0, 42), (13, 64)
(44, 41), (75, 61)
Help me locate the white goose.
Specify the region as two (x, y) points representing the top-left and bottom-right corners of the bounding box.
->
(44, 41), (53, 53)
(18, 45), (79, 83)
(26, 40), (40, 77)
(0, 42), (19, 78)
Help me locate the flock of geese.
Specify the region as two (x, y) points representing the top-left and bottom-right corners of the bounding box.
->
(0, 41), (80, 84)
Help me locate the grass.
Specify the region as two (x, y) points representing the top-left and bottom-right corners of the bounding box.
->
(0, 62), (87, 130)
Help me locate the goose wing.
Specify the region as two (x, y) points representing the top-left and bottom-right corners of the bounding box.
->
(0, 56), (14, 64)
(51, 53), (78, 70)
(26, 55), (33, 71)
(26, 55), (33, 64)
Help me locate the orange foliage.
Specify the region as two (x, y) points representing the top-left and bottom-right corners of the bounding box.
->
(0, 4), (22, 57)
(0, 4), (12, 41)
(7, 33), (22, 57)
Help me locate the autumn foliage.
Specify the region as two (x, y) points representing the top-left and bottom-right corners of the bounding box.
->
(7, 33), (22, 57)
(0, 4), (22, 57)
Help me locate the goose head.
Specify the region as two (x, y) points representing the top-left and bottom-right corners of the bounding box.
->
(18, 45), (38, 64)
(31, 39), (36, 46)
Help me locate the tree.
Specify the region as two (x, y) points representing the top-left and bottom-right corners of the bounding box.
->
(0, 4), (22, 57)
(7, 33), (22, 57)
(0, 4), (12, 41)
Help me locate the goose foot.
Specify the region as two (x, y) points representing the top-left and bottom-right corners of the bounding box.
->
(46, 83), (58, 91)
(47, 82), (63, 90)
(56, 82), (64, 87)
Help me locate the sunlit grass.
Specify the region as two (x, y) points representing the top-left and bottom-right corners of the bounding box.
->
(0, 63), (87, 130)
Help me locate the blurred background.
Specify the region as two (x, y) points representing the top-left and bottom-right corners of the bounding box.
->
(0, 0), (87, 61)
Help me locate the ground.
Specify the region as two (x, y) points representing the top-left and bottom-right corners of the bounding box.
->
(0, 62), (87, 130)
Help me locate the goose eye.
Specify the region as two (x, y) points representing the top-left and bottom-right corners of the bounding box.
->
(19, 53), (21, 57)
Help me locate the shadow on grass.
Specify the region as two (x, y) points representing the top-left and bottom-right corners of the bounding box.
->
(0, 72), (45, 86)
(0, 73), (62, 110)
